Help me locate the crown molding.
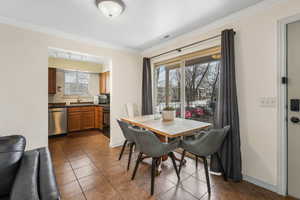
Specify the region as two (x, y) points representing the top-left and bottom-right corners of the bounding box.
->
(0, 15), (139, 53)
(142, 0), (288, 55)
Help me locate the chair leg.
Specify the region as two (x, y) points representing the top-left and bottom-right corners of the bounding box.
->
(179, 150), (186, 174)
(127, 143), (134, 171)
(178, 150), (186, 174)
(118, 140), (128, 160)
(151, 158), (157, 195)
(203, 156), (211, 195)
(169, 152), (180, 180)
(216, 153), (227, 181)
(131, 152), (143, 180)
(195, 155), (198, 169)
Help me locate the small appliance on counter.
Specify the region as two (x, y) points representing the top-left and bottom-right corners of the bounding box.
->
(98, 94), (110, 104)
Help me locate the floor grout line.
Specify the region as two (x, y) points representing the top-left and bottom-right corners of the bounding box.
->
(65, 147), (88, 200)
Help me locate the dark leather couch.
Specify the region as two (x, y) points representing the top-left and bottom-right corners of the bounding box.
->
(0, 135), (60, 200)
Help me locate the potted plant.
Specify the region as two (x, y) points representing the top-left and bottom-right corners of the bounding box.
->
(162, 106), (176, 121)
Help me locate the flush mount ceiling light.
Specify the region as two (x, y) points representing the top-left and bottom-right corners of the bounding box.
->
(96, 0), (125, 18)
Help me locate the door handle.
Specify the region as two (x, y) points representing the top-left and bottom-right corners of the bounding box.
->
(290, 117), (300, 123)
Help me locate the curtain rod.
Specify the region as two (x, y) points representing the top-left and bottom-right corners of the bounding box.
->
(150, 34), (220, 59)
(149, 31), (235, 60)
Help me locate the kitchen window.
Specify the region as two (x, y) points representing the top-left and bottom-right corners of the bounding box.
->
(153, 46), (221, 123)
(64, 70), (89, 96)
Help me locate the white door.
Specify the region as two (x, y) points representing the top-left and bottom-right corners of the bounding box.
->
(287, 20), (300, 199)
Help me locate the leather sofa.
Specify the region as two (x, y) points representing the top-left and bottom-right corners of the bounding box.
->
(0, 135), (60, 200)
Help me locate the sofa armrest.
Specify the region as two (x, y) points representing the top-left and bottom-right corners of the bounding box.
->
(10, 150), (40, 200)
(38, 148), (60, 200)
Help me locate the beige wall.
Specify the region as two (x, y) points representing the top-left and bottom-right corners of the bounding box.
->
(48, 57), (103, 73)
(143, 0), (300, 189)
(0, 23), (142, 150)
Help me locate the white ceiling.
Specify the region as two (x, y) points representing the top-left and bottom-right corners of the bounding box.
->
(0, 0), (263, 51)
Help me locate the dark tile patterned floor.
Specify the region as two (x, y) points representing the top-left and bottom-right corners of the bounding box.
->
(49, 130), (294, 200)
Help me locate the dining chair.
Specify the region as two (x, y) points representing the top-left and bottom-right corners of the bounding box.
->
(179, 126), (230, 195)
(117, 119), (136, 171)
(129, 127), (180, 195)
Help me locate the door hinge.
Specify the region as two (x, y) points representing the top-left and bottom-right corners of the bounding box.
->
(281, 77), (288, 84)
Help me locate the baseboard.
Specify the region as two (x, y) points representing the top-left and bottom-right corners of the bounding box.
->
(243, 175), (278, 193)
(109, 140), (124, 148)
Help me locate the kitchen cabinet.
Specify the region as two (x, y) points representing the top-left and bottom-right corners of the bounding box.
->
(68, 112), (81, 132)
(81, 110), (95, 130)
(95, 106), (103, 129)
(48, 68), (56, 94)
(99, 71), (110, 94)
(67, 106), (103, 132)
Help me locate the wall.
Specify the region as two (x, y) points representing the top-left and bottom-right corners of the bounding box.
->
(48, 57), (103, 73)
(143, 0), (300, 190)
(0, 23), (142, 150)
(48, 69), (100, 103)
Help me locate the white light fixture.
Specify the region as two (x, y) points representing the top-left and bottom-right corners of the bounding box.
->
(96, 0), (125, 18)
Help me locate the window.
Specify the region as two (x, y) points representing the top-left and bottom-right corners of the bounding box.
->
(154, 47), (220, 123)
(64, 70), (89, 96)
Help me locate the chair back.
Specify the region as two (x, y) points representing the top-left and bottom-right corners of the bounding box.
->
(193, 126), (230, 156)
(117, 120), (135, 142)
(127, 127), (164, 158)
(125, 103), (139, 118)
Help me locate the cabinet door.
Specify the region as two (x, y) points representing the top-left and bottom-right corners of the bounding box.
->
(81, 111), (95, 130)
(99, 73), (106, 94)
(94, 107), (103, 129)
(68, 112), (81, 132)
(105, 71), (110, 94)
(48, 68), (56, 94)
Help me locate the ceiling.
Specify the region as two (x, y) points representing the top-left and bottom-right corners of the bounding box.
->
(0, 0), (263, 51)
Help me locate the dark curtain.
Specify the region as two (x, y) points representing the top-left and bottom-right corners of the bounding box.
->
(211, 29), (242, 181)
(142, 58), (153, 115)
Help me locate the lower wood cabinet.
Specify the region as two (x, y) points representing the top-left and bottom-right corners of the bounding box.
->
(68, 112), (81, 132)
(95, 106), (103, 129)
(81, 111), (95, 130)
(68, 106), (103, 132)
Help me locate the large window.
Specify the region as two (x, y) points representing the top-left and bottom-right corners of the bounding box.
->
(154, 47), (220, 123)
(64, 70), (89, 96)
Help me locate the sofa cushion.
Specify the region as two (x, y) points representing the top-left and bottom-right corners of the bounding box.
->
(10, 150), (40, 200)
(0, 135), (26, 197)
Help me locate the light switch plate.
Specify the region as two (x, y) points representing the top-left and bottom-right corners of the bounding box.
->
(259, 97), (276, 107)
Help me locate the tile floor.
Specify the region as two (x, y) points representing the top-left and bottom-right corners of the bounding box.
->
(49, 130), (294, 200)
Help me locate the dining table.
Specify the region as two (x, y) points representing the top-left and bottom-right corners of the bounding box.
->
(121, 115), (212, 173)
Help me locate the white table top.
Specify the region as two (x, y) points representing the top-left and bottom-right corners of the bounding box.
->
(121, 115), (211, 138)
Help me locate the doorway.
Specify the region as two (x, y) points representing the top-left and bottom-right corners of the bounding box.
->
(286, 20), (300, 199)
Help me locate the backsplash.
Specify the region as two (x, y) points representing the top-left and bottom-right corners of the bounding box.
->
(48, 69), (99, 103)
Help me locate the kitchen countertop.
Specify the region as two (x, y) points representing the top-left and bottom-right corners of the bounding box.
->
(49, 103), (110, 109)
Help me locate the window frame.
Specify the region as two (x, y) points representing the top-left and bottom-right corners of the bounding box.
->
(153, 46), (221, 119)
(64, 70), (90, 97)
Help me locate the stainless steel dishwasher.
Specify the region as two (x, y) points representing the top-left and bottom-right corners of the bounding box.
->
(48, 107), (67, 136)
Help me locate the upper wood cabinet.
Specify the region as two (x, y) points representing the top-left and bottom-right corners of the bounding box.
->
(99, 71), (110, 94)
(48, 68), (56, 94)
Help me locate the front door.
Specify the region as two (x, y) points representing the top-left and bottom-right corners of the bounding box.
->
(287, 20), (300, 199)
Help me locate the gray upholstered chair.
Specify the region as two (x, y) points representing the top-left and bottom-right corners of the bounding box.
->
(179, 126), (230, 194)
(129, 127), (180, 195)
(117, 120), (136, 171)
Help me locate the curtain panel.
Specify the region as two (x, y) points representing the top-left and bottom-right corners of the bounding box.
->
(211, 29), (242, 181)
(142, 58), (153, 115)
